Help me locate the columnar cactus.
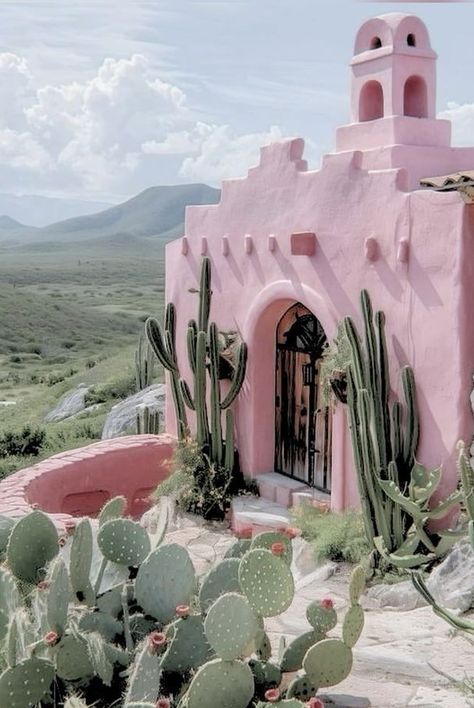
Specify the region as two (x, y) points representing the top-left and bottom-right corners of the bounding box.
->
(0, 510), (364, 707)
(135, 333), (155, 392)
(343, 290), (460, 566)
(145, 256), (248, 472)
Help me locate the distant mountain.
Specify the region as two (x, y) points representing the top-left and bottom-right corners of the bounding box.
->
(0, 215), (27, 230)
(0, 184), (220, 247)
(0, 193), (113, 228)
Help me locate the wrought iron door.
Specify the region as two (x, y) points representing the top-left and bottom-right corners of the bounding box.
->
(274, 303), (332, 491)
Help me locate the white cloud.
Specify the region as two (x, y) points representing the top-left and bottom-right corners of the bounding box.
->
(180, 124), (283, 184)
(0, 51), (286, 197)
(439, 102), (474, 147)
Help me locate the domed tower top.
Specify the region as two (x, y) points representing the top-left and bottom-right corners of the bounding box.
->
(351, 13), (437, 122)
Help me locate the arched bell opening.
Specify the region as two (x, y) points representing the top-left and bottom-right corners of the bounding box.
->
(274, 302), (332, 492)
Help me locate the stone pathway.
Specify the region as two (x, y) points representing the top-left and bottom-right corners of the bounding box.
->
(164, 512), (474, 708)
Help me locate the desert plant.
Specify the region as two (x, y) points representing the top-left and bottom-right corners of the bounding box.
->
(292, 505), (370, 564)
(342, 290), (461, 568)
(135, 332), (155, 391)
(0, 426), (46, 458)
(145, 256), (247, 474)
(136, 406), (160, 435)
(0, 505), (366, 707)
(154, 437), (258, 520)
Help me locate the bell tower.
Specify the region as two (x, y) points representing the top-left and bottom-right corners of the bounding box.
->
(336, 13), (451, 156)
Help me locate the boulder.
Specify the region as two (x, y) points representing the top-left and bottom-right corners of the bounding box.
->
(368, 539), (474, 613)
(45, 383), (90, 422)
(101, 383), (165, 439)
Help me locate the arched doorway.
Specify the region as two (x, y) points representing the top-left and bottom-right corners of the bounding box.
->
(274, 303), (332, 492)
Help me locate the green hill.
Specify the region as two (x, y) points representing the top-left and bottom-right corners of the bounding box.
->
(0, 183), (220, 245)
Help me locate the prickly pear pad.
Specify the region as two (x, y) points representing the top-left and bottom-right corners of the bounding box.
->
(250, 531), (292, 564)
(204, 592), (257, 660)
(306, 601), (337, 632)
(303, 638), (353, 687)
(7, 511), (59, 584)
(98, 496), (126, 526)
(56, 635), (93, 681)
(135, 543), (195, 623)
(239, 548), (294, 617)
(0, 568), (19, 641)
(97, 518), (151, 566)
(186, 658), (254, 708)
(0, 657), (55, 707)
(286, 673), (318, 701)
(349, 565), (366, 605)
(162, 614), (211, 672)
(199, 557), (241, 611)
(280, 630), (322, 672)
(342, 603), (364, 648)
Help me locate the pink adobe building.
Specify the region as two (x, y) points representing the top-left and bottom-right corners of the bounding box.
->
(164, 13), (474, 512)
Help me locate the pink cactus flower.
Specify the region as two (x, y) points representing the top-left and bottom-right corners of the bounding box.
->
(37, 581), (50, 591)
(58, 537), (67, 547)
(31, 503), (39, 510)
(271, 542), (285, 556)
(306, 698), (324, 708)
(148, 631), (167, 653)
(44, 631), (59, 646)
(264, 688), (280, 702)
(176, 604), (190, 618)
(235, 526), (253, 539)
(156, 698), (171, 708)
(321, 598), (334, 609)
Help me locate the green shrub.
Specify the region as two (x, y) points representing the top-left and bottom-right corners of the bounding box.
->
(154, 438), (259, 521)
(85, 374), (135, 406)
(0, 425), (46, 458)
(293, 505), (370, 564)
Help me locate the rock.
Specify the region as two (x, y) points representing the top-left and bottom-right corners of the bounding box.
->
(67, 404), (102, 420)
(367, 580), (423, 611)
(368, 539), (474, 613)
(291, 536), (321, 581)
(101, 384), (165, 439)
(428, 539), (474, 611)
(321, 695), (371, 707)
(45, 383), (90, 422)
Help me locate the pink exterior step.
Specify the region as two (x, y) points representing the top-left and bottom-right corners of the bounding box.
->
(0, 434), (175, 528)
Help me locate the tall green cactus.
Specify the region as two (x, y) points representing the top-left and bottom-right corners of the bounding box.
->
(146, 257), (247, 472)
(343, 291), (459, 567)
(135, 333), (155, 392)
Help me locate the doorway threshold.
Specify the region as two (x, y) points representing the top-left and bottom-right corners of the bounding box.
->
(256, 471), (330, 509)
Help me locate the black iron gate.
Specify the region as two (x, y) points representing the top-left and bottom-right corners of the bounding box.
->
(274, 303), (332, 492)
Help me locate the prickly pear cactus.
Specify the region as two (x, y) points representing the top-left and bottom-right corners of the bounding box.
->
(7, 511), (58, 584)
(199, 558), (241, 611)
(0, 515), (14, 553)
(125, 637), (161, 705)
(306, 599), (337, 633)
(250, 531), (292, 564)
(204, 592), (257, 660)
(69, 518), (94, 605)
(99, 495), (127, 526)
(0, 657), (55, 707)
(0, 568), (20, 641)
(56, 635), (94, 681)
(162, 614), (211, 672)
(239, 548), (294, 617)
(186, 657), (254, 708)
(286, 673), (318, 701)
(303, 638), (353, 687)
(46, 557), (69, 636)
(97, 518), (150, 566)
(280, 630), (323, 673)
(135, 543), (195, 623)
(342, 604), (364, 648)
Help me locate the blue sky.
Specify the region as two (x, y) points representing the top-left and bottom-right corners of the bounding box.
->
(0, 0), (473, 200)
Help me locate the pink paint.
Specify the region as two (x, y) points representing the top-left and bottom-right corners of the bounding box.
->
(164, 13), (474, 511)
(0, 435), (175, 524)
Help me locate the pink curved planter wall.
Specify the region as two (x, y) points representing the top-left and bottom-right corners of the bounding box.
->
(0, 435), (175, 526)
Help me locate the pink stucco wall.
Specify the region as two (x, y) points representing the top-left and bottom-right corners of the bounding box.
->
(164, 13), (474, 511)
(0, 435), (175, 525)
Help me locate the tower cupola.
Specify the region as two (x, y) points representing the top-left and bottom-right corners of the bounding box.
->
(336, 13), (451, 159)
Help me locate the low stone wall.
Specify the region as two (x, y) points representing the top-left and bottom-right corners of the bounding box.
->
(0, 434), (175, 527)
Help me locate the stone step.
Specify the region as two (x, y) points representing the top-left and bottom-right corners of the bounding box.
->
(230, 497), (291, 534)
(257, 471), (310, 507)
